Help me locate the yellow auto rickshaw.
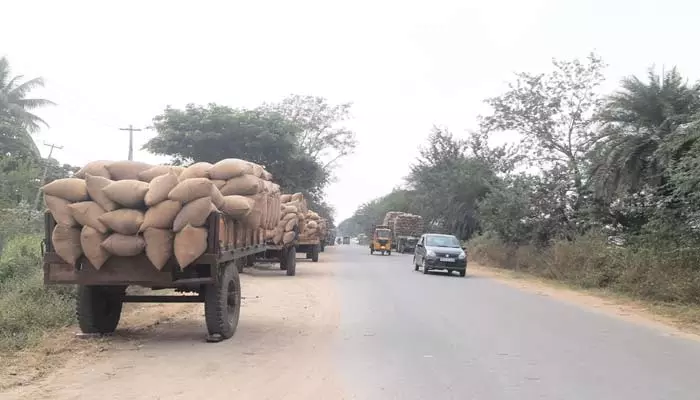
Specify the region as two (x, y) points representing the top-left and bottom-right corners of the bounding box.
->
(370, 225), (392, 255)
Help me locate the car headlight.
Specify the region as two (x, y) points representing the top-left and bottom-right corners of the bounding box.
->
(458, 251), (466, 259)
(426, 250), (436, 257)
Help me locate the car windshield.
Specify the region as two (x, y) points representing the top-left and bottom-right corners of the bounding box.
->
(425, 235), (461, 248)
(376, 229), (391, 238)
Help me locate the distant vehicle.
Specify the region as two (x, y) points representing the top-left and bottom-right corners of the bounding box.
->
(370, 224), (392, 255)
(342, 236), (350, 245)
(413, 234), (467, 277)
(337, 237), (342, 245)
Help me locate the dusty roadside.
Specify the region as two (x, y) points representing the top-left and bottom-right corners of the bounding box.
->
(468, 262), (700, 341)
(0, 256), (343, 400)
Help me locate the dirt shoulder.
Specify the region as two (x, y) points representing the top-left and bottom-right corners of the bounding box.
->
(469, 262), (700, 342)
(1, 256), (343, 400)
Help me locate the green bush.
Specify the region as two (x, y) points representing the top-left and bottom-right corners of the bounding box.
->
(0, 234), (75, 351)
(468, 232), (700, 305)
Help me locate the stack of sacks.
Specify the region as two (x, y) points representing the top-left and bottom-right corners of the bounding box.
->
(392, 213), (424, 237)
(299, 210), (322, 241)
(383, 211), (405, 227)
(43, 158), (277, 272)
(272, 192), (307, 245)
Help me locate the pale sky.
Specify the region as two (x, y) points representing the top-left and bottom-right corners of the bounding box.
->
(2, 0), (698, 222)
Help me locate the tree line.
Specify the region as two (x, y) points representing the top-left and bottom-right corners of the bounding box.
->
(339, 53), (700, 305)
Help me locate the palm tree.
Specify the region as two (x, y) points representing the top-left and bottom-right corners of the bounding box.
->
(0, 56), (56, 158)
(590, 67), (700, 198)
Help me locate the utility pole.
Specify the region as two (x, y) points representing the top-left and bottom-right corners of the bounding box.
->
(119, 124), (142, 161)
(33, 142), (63, 209)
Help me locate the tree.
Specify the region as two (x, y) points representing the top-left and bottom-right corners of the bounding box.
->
(591, 67), (700, 198)
(484, 53), (607, 210)
(144, 103), (330, 201)
(260, 95), (357, 170)
(0, 56), (55, 158)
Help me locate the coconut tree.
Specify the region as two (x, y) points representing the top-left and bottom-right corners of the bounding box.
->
(590, 67), (700, 198)
(0, 56), (55, 158)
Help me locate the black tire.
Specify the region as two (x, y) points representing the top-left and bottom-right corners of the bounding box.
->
(387, 251), (391, 256)
(459, 270), (466, 277)
(77, 285), (124, 334)
(286, 246), (297, 276)
(204, 262), (241, 340)
(237, 259), (244, 273)
(414, 257), (419, 271)
(422, 259), (429, 275)
(280, 248), (288, 270)
(246, 255), (255, 267)
(320, 242), (326, 252)
(370, 248), (374, 255)
(306, 252), (312, 259)
(311, 244), (319, 262)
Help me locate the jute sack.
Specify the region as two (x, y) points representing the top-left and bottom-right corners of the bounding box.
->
(250, 163), (264, 178)
(138, 165), (182, 182)
(42, 178), (89, 202)
(44, 195), (77, 226)
(81, 225), (110, 269)
(85, 174), (119, 211)
(210, 185), (225, 209)
(219, 175), (262, 196)
(282, 211), (297, 222)
(68, 201), (108, 233)
(241, 194), (264, 228)
(282, 231), (296, 244)
(99, 209), (144, 235)
(307, 220), (318, 229)
(179, 162), (212, 181)
(101, 233), (145, 257)
(102, 180), (149, 208)
(141, 200), (182, 231)
(168, 178), (213, 203)
(74, 160), (112, 179)
(220, 195), (254, 217)
(285, 217), (298, 232)
(261, 169), (273, 181)
(173, 197), (212, 232)
(143, 228), (174, 270)
(211, 179), (226, 189)
(145, 170), (179, 206)
(282, 205), (298, 214)
(106, 160), (152, 181)
(264, 229), (276, 240)
(280, 194), (292, 203)
(174, 224), (208, 269)
(273, 228), (284, 244)
(52, 224), (83, 265)
(209, 158), (252, 180)
(291, 192), (303, 202)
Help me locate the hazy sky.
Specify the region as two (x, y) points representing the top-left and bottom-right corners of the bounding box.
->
(2, 0), (698, 221)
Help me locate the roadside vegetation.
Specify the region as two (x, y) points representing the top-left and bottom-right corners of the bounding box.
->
(0, 56), (352, 351)
(339, 53), (700, 315)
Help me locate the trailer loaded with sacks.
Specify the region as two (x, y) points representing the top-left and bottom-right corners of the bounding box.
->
(40, 158), (282, 342)
(252, 192), (304, 275)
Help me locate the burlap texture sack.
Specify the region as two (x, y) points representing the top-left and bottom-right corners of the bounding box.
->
(179, 162), (212, 181)
(174, 224), (208, 269)
(138, 165), (182, 182)
(101, 233), (145, 257)
(220, 195), (254, 217)
(282, 205), (298, 214)
(141, 200), (182, 231)
(220, 175), (262, 196)
(74, 160), (112, 179)
(85, 174), (119, 212)
(282, 231), (296, 244)
(307, 220), (318, 229)
(99, 209), (144, 235)
(210, 185), (225, 209)
(280, 194), (292, 203)
(143, 228), (174, 270)
(173, 197), (212, 232)
(102, 180), (149, 208)
(52, 224), (83, 265)
(68, 201), (108, 233)
(209, 158), (253, 180)
(106, 160), (152, 181)
(211, 179), (227, 189)
(145, 170), (179, 206)
(44, 195), (77, 226)
(285, 217), (298, 232)
(168, 178), (213, 203)
(42, 178), (89, 202)
(80, 225), (110, 269)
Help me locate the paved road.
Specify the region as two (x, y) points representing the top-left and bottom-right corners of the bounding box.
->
(333, 244), (700, 400)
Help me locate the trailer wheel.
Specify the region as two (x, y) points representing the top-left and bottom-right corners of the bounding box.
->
(286, 246), (297, 276)
(204, 262), (241, 340)
(320, 242), (326, 252)
(311, 244), (319, 262)
(77, 285), (124, 334)
(246, 255), (256, 267)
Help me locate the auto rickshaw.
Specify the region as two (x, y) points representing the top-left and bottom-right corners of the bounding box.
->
(370, 225), (392, 255)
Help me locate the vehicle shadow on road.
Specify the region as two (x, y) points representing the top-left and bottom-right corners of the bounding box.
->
(243, 264), (332, 278)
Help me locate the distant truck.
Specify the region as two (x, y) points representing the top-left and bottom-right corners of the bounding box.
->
(342, 236), (350, 245)
(383, 212), (424, 253)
